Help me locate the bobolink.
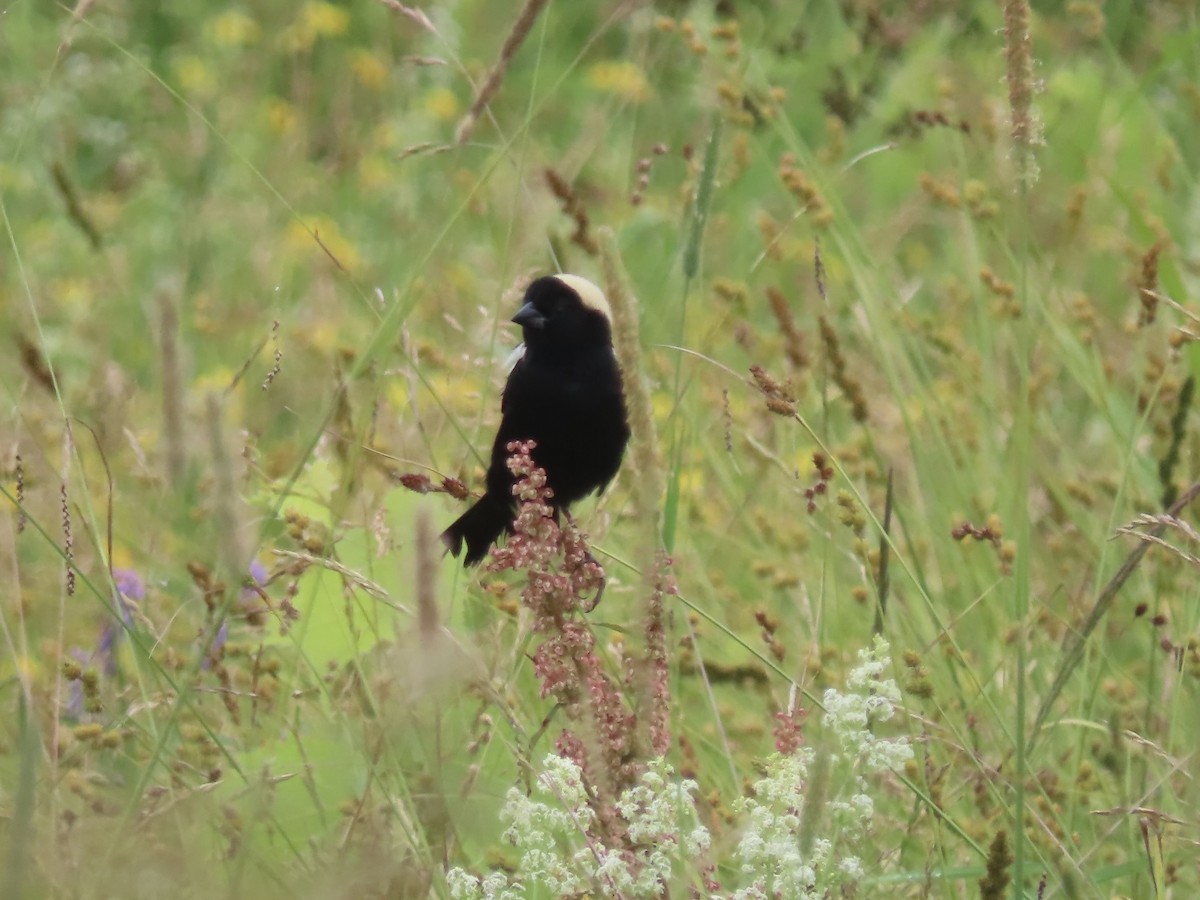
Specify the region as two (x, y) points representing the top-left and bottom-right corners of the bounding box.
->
(442, 274), (630, 565)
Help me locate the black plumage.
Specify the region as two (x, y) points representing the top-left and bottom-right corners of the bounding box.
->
(442, 274), (630, 565)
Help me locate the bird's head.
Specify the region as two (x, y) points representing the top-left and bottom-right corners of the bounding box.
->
(512, 274), (613, 355)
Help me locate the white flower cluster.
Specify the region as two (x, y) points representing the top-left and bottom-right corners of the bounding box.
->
(447, 756), (710, 898)
(445, 869), (521, 900)
(731, 636), (912, 898)
(448, 638), (911, 898)
(825, 635), (912, 772)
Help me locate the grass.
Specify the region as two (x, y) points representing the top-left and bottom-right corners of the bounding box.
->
(3, 0), (1200, 896)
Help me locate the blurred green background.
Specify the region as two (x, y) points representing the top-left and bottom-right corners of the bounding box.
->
(3, 0), (1200, 896)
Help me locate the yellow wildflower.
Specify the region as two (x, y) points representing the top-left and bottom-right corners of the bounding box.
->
(286, 216), (361, 271)
(588, 61), (651, 103)
(11, 655), (39, 681)
(194, 367), (238, 393)
(285, 1), (350, 52)
(211, 10), (261, 46)
(174, 55), (216, 97)
(351, 49), (388, 90)
(302, 320), (340, 354)
(424, 87), (460, 121)
(267, 98), (298, 134)
(303, 0), (349, 36)
(50, 277), (93, 312)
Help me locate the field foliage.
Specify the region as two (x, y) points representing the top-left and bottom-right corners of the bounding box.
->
(2, 0), (1200, 896)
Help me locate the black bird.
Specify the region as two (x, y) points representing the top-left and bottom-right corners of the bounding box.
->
(442, 274), (630, 565)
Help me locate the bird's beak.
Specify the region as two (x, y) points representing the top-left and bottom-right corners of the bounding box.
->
(512, 302), (546, 330)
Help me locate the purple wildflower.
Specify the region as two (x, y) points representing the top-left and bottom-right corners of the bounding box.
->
(241, 558), (268, 603)
(201, 620), (229, 671)
(96, 623), (120, 677)
(111, 566), (142, 629)
(112, 567), (145, 601)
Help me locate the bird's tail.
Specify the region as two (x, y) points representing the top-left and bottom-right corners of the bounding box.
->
(441, 493), (514, 566)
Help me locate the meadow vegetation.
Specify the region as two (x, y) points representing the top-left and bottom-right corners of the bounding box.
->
(2, 0), (1199, 896)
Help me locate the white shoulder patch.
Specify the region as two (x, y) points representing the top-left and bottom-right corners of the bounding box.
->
(504, 343), (526, 373)
(553, 274), (612, 322)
